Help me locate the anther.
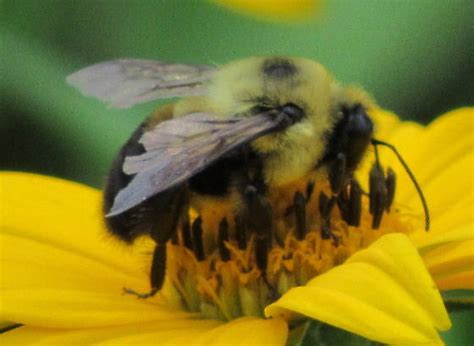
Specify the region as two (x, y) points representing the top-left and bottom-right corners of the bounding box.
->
(244, 185), (273, 273)
(369, 163), (387, 229)
(385, 167), (396, 212)
(245, 185), (273, 247)
(191, 216), (205, 261)
(294, 191), (307, 240)
(171, 230), (178, 245)
(306, 180), (315, 202)
(329, 153), (347, 194)
(336, 185), (350, 224)
(371, 138), (430, 231)
(218, 218), (230, 262)
(235, 215), (248, 250)
(319, 192), (336, 240)
(255, 235), (269, 274)
(348, 179), (362, 227)
(181, 216), (193, 250)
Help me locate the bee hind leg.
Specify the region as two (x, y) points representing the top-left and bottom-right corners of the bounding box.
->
(124, 187), (188, 298)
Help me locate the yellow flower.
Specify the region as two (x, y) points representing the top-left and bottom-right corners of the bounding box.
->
(1, 108), (472, 345)
(210, 0), (322, 22)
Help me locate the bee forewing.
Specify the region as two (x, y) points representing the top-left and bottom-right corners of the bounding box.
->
(107, 111), (282, 216)
(67, 59), (215, 108)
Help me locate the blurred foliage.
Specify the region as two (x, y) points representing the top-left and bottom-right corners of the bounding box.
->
(0, 1), (472, 344)
(1, 0), (472, 187)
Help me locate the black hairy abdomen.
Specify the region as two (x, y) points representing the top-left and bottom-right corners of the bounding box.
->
(189, 152), (246, 196)
(103, 122), (185, 244)
(104, 123), (260, 243)
(103, 122), (149, 242)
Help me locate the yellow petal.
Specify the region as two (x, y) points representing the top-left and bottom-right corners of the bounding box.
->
(265, 234), (450, 344)
(0, 172), (144, 276)
(428, 203), (473, 231)
(0, 172), (184, 328)
(422, 240), (474, 290)
(92, 317), (287, 346)
(411, 222), (474, 252)
(0, 232), (145, 293)
(360, 108), (473, 227)
(0, 319), (221, 345)
(0, 288), (192, 329)
(211, 0), (320, 21)
(394, 108), (473, 202)
(406, 152), (473, 219)
(434, 271), (474, 291)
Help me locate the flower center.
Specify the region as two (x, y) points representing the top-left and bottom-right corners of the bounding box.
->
(165, 166), (415, 321)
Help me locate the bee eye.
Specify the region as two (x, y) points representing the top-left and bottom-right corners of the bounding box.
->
(280, 103), (305, 121)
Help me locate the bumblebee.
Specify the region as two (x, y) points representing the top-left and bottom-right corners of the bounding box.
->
(68, 56), (428, 297)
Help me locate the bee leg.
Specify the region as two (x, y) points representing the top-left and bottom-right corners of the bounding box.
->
(123, 243), (165, 299)
(124, 187), (188, 298)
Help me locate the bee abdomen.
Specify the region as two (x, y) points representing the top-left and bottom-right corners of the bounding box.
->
(103, 122), (149, 242)
(103, 104), (176, 243)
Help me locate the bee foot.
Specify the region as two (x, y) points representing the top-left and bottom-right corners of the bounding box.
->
(122, 287), (158, 299)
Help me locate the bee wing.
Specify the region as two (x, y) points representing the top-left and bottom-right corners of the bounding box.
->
(107, 111), (284, 216)
(67, 59), (215, 108)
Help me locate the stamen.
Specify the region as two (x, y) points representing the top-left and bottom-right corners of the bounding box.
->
(336, 185), (350, 224)
(171, 231), (178, 245)
(243, 185), (274, 273)
(235, 215), (247, 250)
(294, 191), (307, 240)
(348, 179), (362, 227)
(255, 234), (269, 274)
(371, 138), (430, 230)
(181, 216), (193, 250)
(385, 167), (396, 212)
(329, 153), (347, 194)
(305, 180), (315, 202)
(218, 218), (230, 261)
(164, 147), (413, 321)
(369, 163), (387, 229)
(319, 192), (336, 240)
(192, 216), (205, 261)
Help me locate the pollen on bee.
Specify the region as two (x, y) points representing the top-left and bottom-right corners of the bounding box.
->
(165, 165), (411, 321)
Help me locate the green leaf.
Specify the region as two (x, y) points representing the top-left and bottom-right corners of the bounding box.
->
(442, 290), (474, 306)
(299, 321), (382, 346)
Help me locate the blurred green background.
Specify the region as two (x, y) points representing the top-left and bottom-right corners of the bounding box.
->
(2, 0), (472, 187)
(1, 1), (472, 344)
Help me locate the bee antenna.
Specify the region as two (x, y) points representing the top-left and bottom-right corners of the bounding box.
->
(371, 138), (430, 231)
